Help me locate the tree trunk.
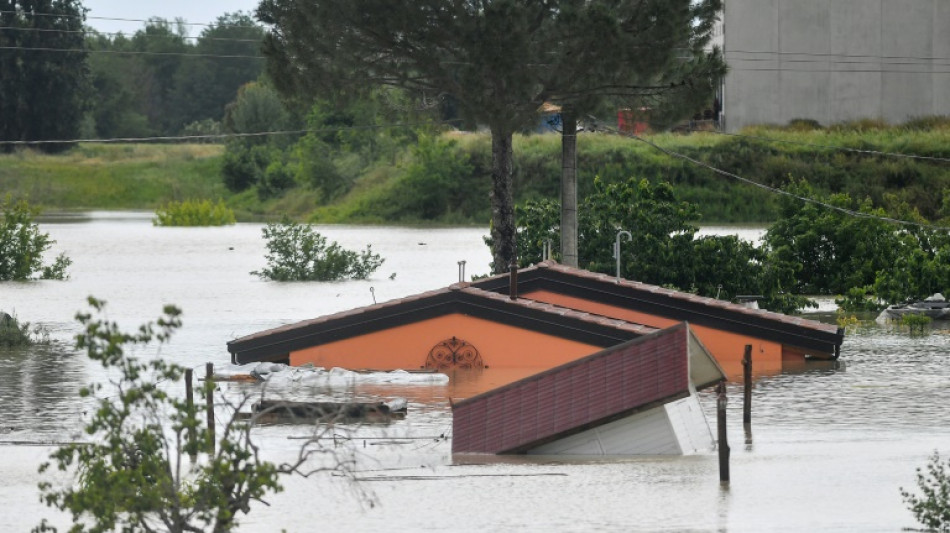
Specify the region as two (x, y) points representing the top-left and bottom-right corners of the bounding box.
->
(489, 126), (516, 273)
(560, 110), (578, 267)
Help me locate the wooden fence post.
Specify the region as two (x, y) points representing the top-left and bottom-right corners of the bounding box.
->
(185, 368), (196, 459)
(205, 362), (215, 455)
(717, 380), (730, 484)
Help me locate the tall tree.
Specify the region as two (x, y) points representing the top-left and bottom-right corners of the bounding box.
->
(258, 1), (724, 272)
(0, 0), (88, 152)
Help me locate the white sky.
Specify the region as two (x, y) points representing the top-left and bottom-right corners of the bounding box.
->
(81, 0), (262, 36)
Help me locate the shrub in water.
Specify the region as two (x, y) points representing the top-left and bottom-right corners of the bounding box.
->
(153, 199), (236, 227)
(901, 313), (932, 335)
(0, 312), (38, 347)
(902, 451), (950, 532)
(0, 196), (71, 280)
(252, 220), (384, 281)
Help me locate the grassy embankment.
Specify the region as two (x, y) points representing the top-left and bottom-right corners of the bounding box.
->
(315, 123), (950, 224)
(4, 121), (950, 224)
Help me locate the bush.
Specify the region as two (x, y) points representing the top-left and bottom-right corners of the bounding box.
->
(0, 311), (44, 347)
(0, 196), (71, 281)
(153, 199), (236, 227)
(902, 451), (950, 532)
(252, 220), (384, 281)
(508, 177), (813, 314)
(901, 313), (932, 335)
(35, 298), (289, 533)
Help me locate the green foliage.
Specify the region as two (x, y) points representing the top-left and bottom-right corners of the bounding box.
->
(0, 196), (71, 280)
(252, 220), (384, 281)
(901, 313), (932, 336)
(0, 144), (228, 211)
(153, 199), (236, 227)
(35, 298), (285, 533)
(84, 13), (264, 139)
(390, 135), (475, 220)
(0, 1), (87, 153)
(835, 287), (885, 313)
(902, 451), (950, 532)
(0, 311), (48, 347)
(834, 310), (861, 333)
(507, 177), (812, 314)
(765, 181), (903, 295)
(764, 180), (950, 305)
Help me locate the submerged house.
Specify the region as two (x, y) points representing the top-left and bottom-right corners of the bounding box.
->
(228, 261), (844, 394)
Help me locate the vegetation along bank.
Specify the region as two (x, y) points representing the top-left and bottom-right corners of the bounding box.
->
(3, 119), (950, 225)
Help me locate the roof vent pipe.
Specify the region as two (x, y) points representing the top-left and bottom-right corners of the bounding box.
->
(509, 261), (518, 300)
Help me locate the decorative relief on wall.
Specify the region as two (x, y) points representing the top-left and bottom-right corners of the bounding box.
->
(425, 336), (484, 370)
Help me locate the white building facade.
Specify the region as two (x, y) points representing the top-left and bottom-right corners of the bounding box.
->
(722, 0), (950, 132)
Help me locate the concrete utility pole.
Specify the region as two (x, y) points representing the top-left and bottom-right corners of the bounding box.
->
(560, 109), (578, 267)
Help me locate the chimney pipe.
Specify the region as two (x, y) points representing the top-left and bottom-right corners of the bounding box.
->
(509, 261), (518, 300)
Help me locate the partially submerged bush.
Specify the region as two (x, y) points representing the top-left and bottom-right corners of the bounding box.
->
(153, 199), (236, 227)
(901, 313), (932, 335)
(0, 196), (71, 280)
(902, 451), (950, 532)
(0, 311), (45, 347)
(252, 220), (384, 281)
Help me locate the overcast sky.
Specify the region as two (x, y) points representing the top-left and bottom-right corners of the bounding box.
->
(82, 0), (262, 36)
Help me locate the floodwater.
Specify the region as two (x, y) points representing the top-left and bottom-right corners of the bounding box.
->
(1, 213), (948, 532)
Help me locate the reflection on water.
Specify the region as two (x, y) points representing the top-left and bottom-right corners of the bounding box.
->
(2, 215), (948, 532)
(0, 343), (88, 439)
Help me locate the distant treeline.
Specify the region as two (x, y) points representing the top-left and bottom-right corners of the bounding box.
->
(83, 13), (264, 140)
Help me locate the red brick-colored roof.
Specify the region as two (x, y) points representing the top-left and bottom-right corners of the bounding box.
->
(452, 323), (700, 455)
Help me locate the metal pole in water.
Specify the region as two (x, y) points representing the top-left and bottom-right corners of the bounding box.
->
(743, 344), (753, 427)
(717, 380), (730, 484)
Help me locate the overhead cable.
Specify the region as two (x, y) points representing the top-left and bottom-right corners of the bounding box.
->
(0, 120), (460, 146)
(0, 9), (262, 30)
(0, 25), (263, 43)
(0, 45), (263, 60)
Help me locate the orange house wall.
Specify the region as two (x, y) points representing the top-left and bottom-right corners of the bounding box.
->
(522, 289), (785, 376)
(289, 313), (602, 372)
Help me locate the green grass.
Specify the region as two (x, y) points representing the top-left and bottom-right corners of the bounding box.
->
(0, 144), (229, 210)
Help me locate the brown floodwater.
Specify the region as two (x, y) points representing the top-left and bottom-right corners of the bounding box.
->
(1, 215), (946, 532)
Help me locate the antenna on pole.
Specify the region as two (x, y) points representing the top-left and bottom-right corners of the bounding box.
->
(614, 230), (632, 283)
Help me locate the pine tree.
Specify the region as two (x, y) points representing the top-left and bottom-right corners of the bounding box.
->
(256, 1), (724, 271)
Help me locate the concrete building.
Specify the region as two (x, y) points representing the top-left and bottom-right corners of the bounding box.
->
(722, 0), (950, 131)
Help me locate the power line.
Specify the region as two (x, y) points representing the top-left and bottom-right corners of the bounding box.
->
(727, 66), (950, 74)
(590, 117), (950, 232)
(0, 9), (261, 30)
(0, 25), (263, 43)
(705, 130), (950, 164)
(0, 120), (460, 146)
(727, 49), (950, 63)
(0, 45), (263, 60)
